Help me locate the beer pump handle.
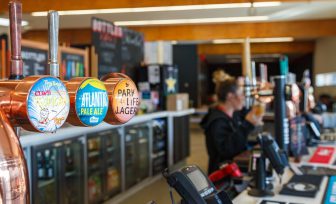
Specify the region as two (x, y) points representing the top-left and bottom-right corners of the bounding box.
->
(8, 1), (24, 79)
(48, 11), (59, 77)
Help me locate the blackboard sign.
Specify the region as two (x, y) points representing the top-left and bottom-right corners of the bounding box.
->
(91, 17), (144, 79)
(61, 52), (85, 80)
(22, 46), (48, 76)
(121, 27), (144, 79)
(92, 17), (122, 78)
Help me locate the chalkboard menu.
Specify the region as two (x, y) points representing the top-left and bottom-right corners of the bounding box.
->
(91, 17), (144, 78)
(22, 46), (48, 76)
(61, 52), (85, 80)
(121, 27), (144, 79)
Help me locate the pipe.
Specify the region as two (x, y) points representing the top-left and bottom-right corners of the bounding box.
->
(8, 0), (23, 80)
(0, 104), (29, 203)
(48, 11), (59, 78)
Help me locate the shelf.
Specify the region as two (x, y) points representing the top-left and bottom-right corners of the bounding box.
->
(152, 151), (166, 158)
(88, 164), (101, 172)
(38, 178), (55, 188)
(88, 151), (100, 158)
(106, 147), (115, 152)
(65, 171), (77, 177)
(139, 138), (148, 144)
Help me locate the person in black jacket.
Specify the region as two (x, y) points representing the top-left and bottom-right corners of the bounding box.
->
(200, 78), (264, 174)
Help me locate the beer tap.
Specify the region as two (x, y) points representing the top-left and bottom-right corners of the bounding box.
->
(46, 11), (109, 127)
(101, 73), (140, 125)
(0, 1), (70, 133)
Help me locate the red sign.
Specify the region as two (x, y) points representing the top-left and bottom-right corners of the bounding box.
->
(309, 146), (335, 164)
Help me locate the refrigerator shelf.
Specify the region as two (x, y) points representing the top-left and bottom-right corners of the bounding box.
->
(106, 147), (115, 152)
(139, 138), (148, 144)
(88, 164), (100, 172)
(152, 151), (166, 159)
(38, 178), (55, 188)
(65, 170), (76, 177)
(88, 151), (100, 157)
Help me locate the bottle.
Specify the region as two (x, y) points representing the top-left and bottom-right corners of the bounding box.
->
(37, 152), (45, 179)
(66, 147), (74, 172)
(48, 151), (54, 178)
(44, 149), (54, 179)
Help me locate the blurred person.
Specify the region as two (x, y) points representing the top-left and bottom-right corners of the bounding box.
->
(200, 78), (264, 174)
(319, 94), (334, 112)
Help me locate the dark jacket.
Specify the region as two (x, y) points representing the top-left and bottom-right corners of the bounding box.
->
(200, 107), (254, 174)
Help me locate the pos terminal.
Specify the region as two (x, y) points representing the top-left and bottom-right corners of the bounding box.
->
(163, 165), (233, 204)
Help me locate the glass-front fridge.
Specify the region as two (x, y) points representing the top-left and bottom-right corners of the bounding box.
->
(125, 123), (150, 189)
(152, 119), (167, 175)
(137, 125), (150, 180)
(61, 139), (85, 204)
(87, 134), (104, 204)
(124, 128), (138, 189)
(31, 137), (85, 204)
(101, 129), (122, 199)
(32, 144), (59, 204)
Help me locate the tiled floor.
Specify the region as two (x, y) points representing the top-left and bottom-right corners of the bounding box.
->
(117, 123), (208, 204)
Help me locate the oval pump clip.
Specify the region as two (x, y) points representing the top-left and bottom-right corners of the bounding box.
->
(47, 11), (109, 127)
(0, 1), (70, 133)
(101, 73), (140, 125)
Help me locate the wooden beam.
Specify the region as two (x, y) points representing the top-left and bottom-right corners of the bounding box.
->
(130, 19), (336, 41)
(23, 29), (92, 45)
(0, 0), (308, 13)
(197, 41), (315, 55)
(23, 19), (336, 44)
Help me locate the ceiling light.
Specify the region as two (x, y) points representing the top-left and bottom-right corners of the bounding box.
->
(31, 2), (281, 16)
(213, 39), (244, 44)
(114, 16), (269, 26)
(252, 2), (282, 7)
(250, 37), (294, 43)
(171, 41), (178, 45)
(0, 18), (29, 26)
(213, 37), (294, 44)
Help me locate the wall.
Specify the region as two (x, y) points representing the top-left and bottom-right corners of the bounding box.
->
(314, 37), (336, 97)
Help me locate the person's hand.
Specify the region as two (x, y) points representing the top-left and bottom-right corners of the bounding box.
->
(245, 105), (264, 126)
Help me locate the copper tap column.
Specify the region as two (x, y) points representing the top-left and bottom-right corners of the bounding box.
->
(0, 105), (29, 203)
(102, 73), (140, 125)
(0, 2), (70, 133)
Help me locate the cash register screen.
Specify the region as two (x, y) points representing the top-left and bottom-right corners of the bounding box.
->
(187, 169), (210, 192)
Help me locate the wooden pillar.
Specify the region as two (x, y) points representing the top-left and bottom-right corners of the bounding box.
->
(242, 37), (251, 78)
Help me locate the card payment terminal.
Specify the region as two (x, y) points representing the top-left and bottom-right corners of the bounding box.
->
(163, 165), (233, 204)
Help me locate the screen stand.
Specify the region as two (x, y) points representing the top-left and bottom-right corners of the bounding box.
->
(248, 155), (274, 197)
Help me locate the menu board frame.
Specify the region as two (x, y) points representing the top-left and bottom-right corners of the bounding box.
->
(22, 39), (49, 76)
(59, 46), (89, 80)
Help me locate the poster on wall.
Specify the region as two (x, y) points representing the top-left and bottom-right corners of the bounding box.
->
(121, 27), (144, 79)
(22, 46), (48, 76)
(61, 52), (85, 80)
(91, 17), (144, 78)
(92, 17), (123, 78)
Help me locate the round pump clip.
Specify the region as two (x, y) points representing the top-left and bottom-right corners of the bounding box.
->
(11, 76), (70, 132)
(66, 77), (109, 126)
(101, 73), (140, 125)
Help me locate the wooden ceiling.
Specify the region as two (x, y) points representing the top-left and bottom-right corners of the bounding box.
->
(0, 0), (309, 13)
(23, 19), (336, 43)
(15, 0), (333, 55)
